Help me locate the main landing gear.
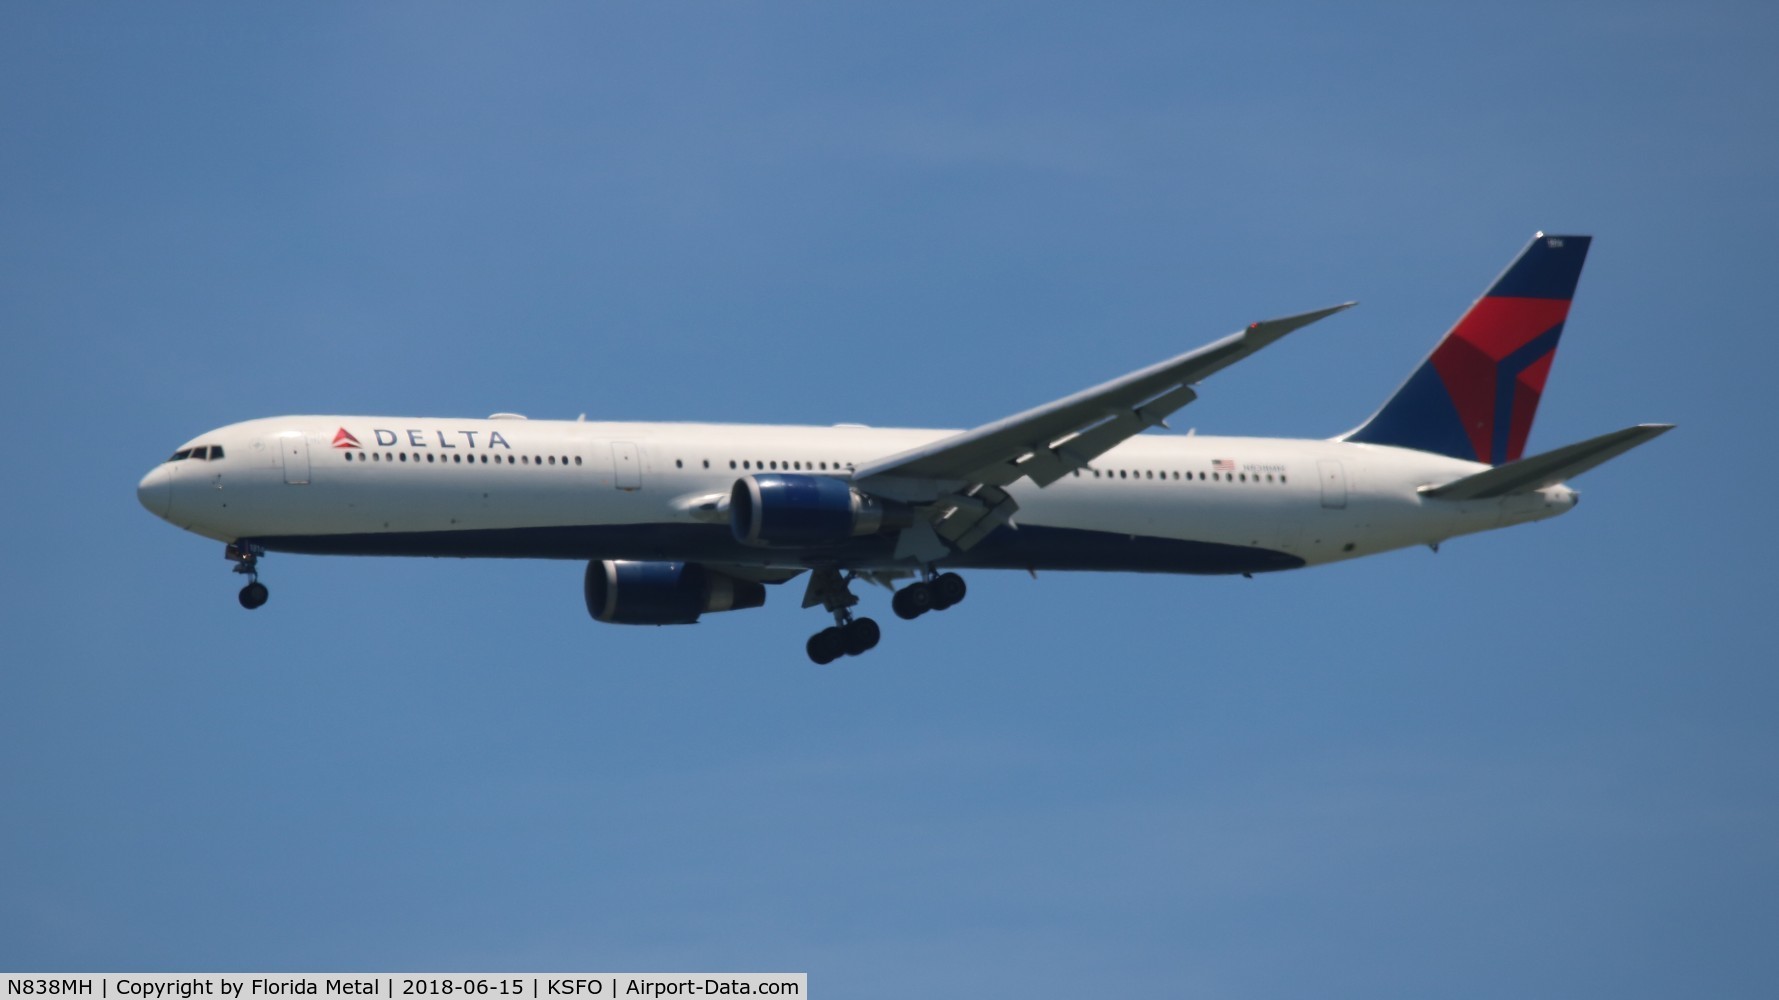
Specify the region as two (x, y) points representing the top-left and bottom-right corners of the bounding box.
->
(803, 567), (969, 664)
(891, 571), (966, 620)
(803, 567), (881, 665)
(806, 616), (881, 665)
(227, 541), (269, 610)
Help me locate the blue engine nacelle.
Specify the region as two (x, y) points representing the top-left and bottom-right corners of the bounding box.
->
(729, 473), (907, 547)
(584, 560), (767, 625)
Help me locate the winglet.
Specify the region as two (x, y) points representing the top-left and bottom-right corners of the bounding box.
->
(1243, 301), (1358, 351)
(1421, 423), (1674, 500)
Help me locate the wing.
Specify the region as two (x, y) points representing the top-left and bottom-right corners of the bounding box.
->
(852, 302), (1355, 560)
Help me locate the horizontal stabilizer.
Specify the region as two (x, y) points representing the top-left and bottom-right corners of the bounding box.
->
(1420, 423), (1674, 500)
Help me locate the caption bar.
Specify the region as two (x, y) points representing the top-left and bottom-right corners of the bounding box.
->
(3, 977), (804, 1000)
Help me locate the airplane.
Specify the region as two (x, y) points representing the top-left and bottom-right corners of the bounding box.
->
(137, 233), (1671, 663)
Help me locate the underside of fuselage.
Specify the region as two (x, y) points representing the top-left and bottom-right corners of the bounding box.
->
(251, 521), (1307, 575)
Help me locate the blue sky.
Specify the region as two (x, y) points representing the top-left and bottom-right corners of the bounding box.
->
(2, 2), (1773, 996)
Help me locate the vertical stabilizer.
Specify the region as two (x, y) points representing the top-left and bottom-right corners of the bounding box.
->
(1344, 233), (1591, 465)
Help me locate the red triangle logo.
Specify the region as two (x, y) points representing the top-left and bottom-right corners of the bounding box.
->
(332, 428), (363, 449)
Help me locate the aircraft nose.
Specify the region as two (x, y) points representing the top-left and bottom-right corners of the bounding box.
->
(138, 465), (172, 518)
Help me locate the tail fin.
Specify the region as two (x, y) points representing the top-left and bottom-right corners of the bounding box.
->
(1344, 233), (1592, 465)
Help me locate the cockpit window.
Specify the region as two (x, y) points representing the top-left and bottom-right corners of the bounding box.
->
(168, 445), (222, 462)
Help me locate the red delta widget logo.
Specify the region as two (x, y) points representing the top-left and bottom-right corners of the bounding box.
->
(332, 426), (514, 451)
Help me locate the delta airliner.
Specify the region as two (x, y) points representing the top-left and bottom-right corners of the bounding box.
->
(138, 234), (1670, 662)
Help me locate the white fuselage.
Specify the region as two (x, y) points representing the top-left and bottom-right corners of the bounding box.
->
(136, 415), (1577, 575)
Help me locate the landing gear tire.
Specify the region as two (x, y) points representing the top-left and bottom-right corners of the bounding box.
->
(807, 618), (881, 663)
(932, 572), (967, 610)
(892, 583), (934, 620)
(807, 628), (845, 665)
(843, 617), (881, 655)
(238, 581), (269, 610)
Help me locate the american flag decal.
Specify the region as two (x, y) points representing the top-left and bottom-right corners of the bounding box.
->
(1212, 458), (1235, 472)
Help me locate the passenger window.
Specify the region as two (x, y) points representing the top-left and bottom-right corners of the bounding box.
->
(576, 456), (583, 466)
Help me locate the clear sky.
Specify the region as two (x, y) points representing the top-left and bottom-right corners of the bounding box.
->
(2, 2), (1773, 996)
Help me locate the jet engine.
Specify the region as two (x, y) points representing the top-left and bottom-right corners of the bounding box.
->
(729, 473), (910, 547)
(584, 560), (766, 625)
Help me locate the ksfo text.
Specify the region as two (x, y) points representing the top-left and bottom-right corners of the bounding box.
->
(545, 983), (796, 997)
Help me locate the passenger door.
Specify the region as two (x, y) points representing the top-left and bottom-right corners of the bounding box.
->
(612, 441), (641, 491)
(281, 433), (311, 485)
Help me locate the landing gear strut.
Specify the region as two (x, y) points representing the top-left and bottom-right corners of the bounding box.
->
(227, 541), (269, 610)
(892, 570), (966, 620)
(803, 567), (881, 665)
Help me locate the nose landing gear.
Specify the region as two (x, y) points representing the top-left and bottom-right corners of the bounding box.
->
(227, 541), (269, 610)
